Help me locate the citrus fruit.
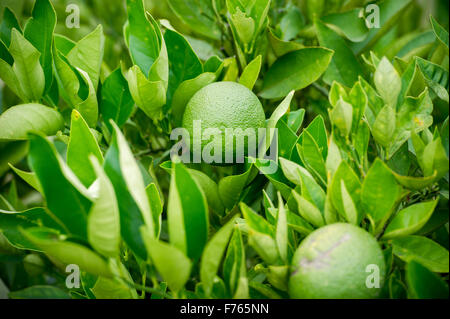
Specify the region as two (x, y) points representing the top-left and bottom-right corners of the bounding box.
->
(181, 81), (266, 164)
(289, 223), (386, 299)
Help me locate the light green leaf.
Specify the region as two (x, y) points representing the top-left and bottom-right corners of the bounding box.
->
(67, 110), (103, 187)
(87, 157), (120, 258)
(406, 260), (449, 299)
(142, 229), (192, 293)
(28, 133), (91, 239)
(361, 159), (402, 227)
(9, 29), (45, 102)
(292, 191), (324, 227)
(167, 0), (221, 40)
(275, 193), (288, 263)
(9, 286), (70, 299)
(372, 105), (396, 148)
(240, 202), (275, 237)
(22, 227), (112, 277)
(430, 15), (449, 52)
(0, 103), (63, 141)
(383, 200), (439, 239)
(260, 48), (333, 99)
(315, 19), (363, 87)
(167, 161), (209, 260)
(374, 57), (401, 108)
(127, 65), (166, 119)
(200, 217), (237, 297)
(391, 235), (449, 273)
(239, 55), (262, 90)
(23, 0), (56, 92)
(103, 122), (153, 259)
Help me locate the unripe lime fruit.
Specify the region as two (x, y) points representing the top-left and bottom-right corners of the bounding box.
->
(181, 81), (266, 164)
(289, 223), (385, 299)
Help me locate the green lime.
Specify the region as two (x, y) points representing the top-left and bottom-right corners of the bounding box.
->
(181, 81), (266, 164)
(289, 223), (386, 299)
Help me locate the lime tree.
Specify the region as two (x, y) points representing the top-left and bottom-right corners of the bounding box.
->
(181, 81), (266, 164)
(289, 223), (386, 299)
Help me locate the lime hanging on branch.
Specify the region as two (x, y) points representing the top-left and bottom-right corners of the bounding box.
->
(289, 223), (386, 299)
(181, 81), (266, 164)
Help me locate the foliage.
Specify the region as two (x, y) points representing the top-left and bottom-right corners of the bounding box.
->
(0, 0), (448, 299)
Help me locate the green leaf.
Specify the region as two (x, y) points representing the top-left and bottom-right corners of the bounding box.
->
(126, 65), (166, 119)
(103, 122), (154, 259)
(218, 165), (256, 211)
(292, 191), (324, 228)
(239, 55), (262, 90)
(383, 200), (439, 239)
(167, 0), (221, 40)
(430, 16), (449, 52)
(240, 202), (275, 237)
(361, 159), (402, 227)
(126, 0), (159, 74)
(298, 130), (327, 183)
(9, 29), (45, 102)
(415, 57), (449, 103)
(391, 236), (449, 273)
(146, 182), (163, 237)
(22, 227), (112, 277)
(0, 103), (64, 141)
(340, 180), (359, 225)
(372, 105), (396, 148)
(247, 229), (279, 265)
(100, 68), (134, 131)
(91, 260), (138, 299)
(276, 120), (298, 159)
(167, 161), (208, 260)
(223, 227), (248, 298)
(9, 164), (42, 193)
(315, 19), (363, 87)
(419, 137), (449, 181)
(322, 8), (368, 42)
(260, 48), (333, 99)
(0, 207), (55, 250)
(267, 29), (303, 58)
(188, 168), (224, 216)
(406, 260), (449, 299)
(260, 91), (294, 157)
(329, 98), (353, 137)
(87, 157), (120, 258)
(374, 57), (401, 108)
(352, 0), (413, 53)
(9, 286), (70, 299)
(329, 161), (361, 221)
(141, 229), (192, 293)
(28, 133), (91, 239)
(200, 217), (237, 297)
(165, 28), (202, 106)
(67, 110), (103, 187)
(391, 170), (437, 191)
(23, 0), (56, 92)
(0, 141), (29, 177)
(287, 210), (313, 235)
(0, 7), (20, 46)
(275, 193), (288, 263)
(54, 34), (75, 56)
(67, 25), (104, 90)
(298, 166), (326, 212)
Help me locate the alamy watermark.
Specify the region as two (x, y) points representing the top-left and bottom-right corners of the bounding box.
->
(66, 4), (80, 29)
(365, 4), (380, 29)
(365, 264), (381, 289)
